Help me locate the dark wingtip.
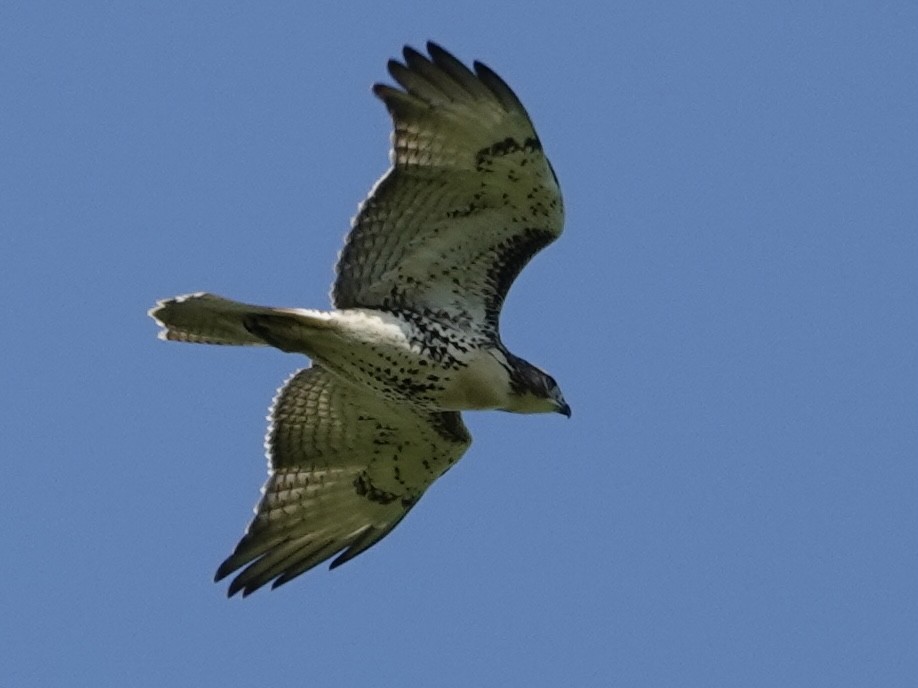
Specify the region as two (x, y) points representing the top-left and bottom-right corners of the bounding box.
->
(402, 44), (423, 63)
(218, 559), (249, 597)
(328, 550), (349, 570)
(385, 57), (402, 81)
(425, 41), (453, 63)
(214, 551), (240, 583)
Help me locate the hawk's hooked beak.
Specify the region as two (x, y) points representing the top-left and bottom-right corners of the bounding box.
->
(556, 401), (572, 418)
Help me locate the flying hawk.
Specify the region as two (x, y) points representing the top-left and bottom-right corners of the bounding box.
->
(150, 42), (568, 596)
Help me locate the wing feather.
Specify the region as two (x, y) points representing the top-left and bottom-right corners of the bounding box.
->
(426, 43), (493, 99)
(332, 42), (563, 336)
(215, 365), (470, 596)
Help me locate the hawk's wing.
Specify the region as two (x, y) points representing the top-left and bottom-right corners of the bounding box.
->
(332, 42), (564, 337)
(215, 365), (470, 596)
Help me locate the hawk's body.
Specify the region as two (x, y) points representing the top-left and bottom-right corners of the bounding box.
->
(151, 43), (568, 596)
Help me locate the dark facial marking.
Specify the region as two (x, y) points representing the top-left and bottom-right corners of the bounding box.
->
(503, 349), (553, 398)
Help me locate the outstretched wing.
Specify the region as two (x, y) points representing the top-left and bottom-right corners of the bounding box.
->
(332, 42), (564, 337)
(215, 365), (470, 596)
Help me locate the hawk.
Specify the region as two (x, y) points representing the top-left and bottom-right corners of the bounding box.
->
(150, 42), (568, 596)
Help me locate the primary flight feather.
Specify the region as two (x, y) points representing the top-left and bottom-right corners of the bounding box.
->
(150, 42), (568, 596)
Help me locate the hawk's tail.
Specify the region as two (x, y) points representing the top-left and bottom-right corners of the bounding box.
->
(149, 292), (332, 349)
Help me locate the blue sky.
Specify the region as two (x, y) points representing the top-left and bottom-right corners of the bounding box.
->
(2, 2), (916, 686)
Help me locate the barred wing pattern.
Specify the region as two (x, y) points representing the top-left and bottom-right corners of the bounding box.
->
(332, 43), (564, 336)
(215, 366), (470, 596)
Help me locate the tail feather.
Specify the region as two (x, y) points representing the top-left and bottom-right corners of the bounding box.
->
(148, 292), (330, 349)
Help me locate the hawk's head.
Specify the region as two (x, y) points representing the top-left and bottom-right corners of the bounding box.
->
(504, 354), (570, 417)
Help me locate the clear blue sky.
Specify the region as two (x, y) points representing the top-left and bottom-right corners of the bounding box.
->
(2, 2), (915, 686)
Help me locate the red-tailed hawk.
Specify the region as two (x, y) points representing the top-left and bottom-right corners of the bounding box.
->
(150, 42), (568, 596)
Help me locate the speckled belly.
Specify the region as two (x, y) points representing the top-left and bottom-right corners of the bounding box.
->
(306, 308), (504, 410)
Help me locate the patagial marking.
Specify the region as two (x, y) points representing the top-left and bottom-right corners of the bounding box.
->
(475, 136), (543, 170)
